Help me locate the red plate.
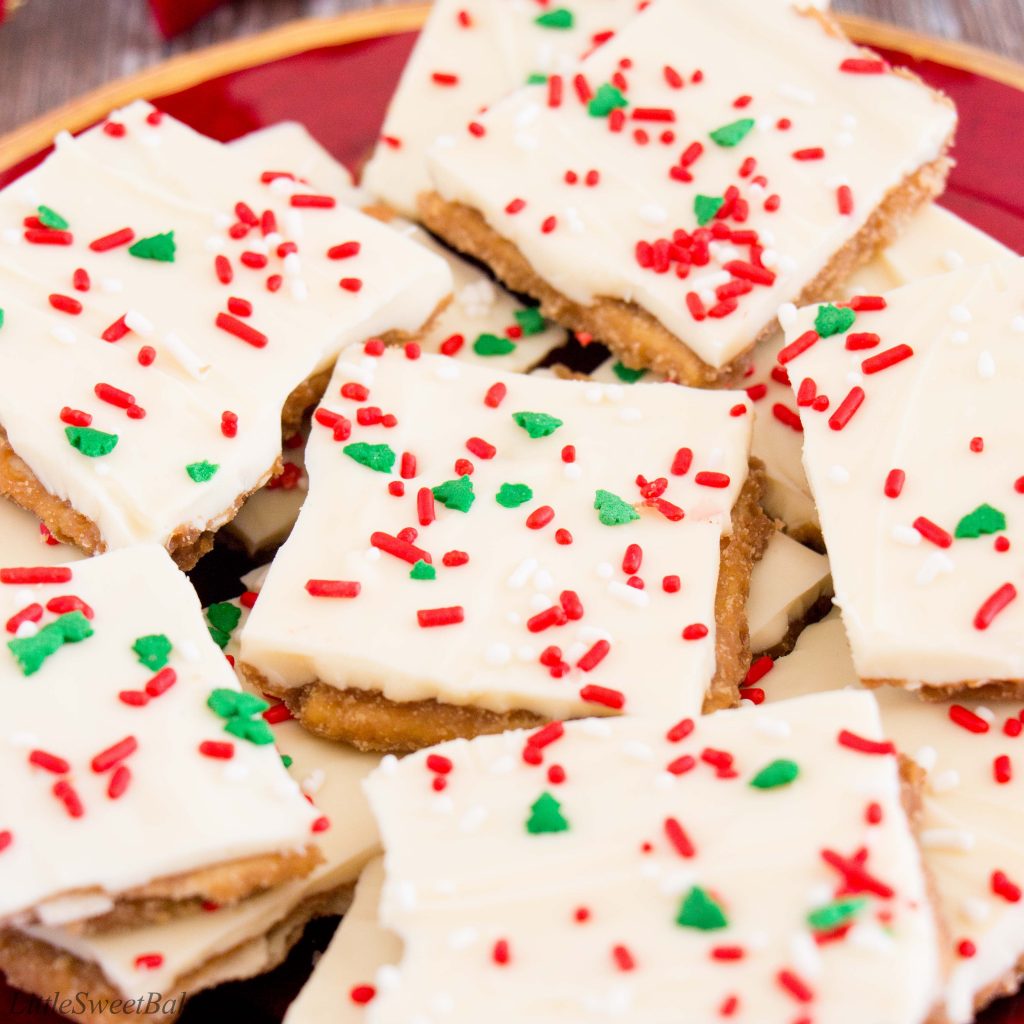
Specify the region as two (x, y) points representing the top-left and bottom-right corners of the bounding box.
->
(0, 12), (1022, 1024)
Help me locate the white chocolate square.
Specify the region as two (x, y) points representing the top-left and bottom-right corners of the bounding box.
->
(241, 346), (752, 721)
(783, 258), (1024, 685)
(0, 102), (450, 552)
(426, 0), (955, 370)
(363, 690), (942, 1024)
(764, 613), (1024, 1023)
(0, 545), (320, 926)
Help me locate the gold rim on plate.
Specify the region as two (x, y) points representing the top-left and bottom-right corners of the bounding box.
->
(0, 6), (1022, 172)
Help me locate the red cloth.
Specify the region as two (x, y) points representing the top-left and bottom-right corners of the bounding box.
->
(148, 0), (230, 38)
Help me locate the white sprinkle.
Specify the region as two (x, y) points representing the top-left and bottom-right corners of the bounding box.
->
(912, 745), (937, 772)
(54, 130), (73, 149)
(1011, 314), (1024, 333)
(124, 310), (155, 336)
(203, 235), (226, 253)
(754, 716), (791, 739)
(950, 329), (969, 346)
(915, 551), (954, 587)
(638, 203), (668, 225)
(791, 931), (822, 978)
(776, 303), (798, 330)
(978, 350), (996, 378)
(301, 768), (325, 796)
(99, 277), (124, 294)
(595, 562), (614, 580)
(828, 464), (850, 485)
(223, 762), (250, 783)
(365, 548), (382, 562)
(289, 278), (309, 302)
(777, 82), (816, 105)
(513, 131), (539, 151)
(448, 927), (479, 951)
(179, 641), (201, 662)
(619, 406), (642, 423)
(975, 705), (996, 724)
(2, 227), (20, 245)
(931, 769), (961, 793)
(565, 206), (586, 234)
(962, 897), (991, 924)
(533, 569), (554, 592)
(459, 805), (489, 833)
(376, 964), (401, 992)
(579, 718), (613, 737)
(949, 304), (972, 324)
(920, 827), (974, 851)
(50, 326), (76, 345)
(484, 643), (511, 667)
(835, 131), (854, 148)
(621, 741), (654, 762)
(941, 248), (966, 271)
(608, 580), (650, 608)
(14, 621), (39, 639)
(563, 463), (582, 481)
(891, 525), (922, 546)
(163, 331), (211, 379)
(435, 360), (461, 380)
(488, 755), (516, 775)
(508, 558), (538, 589)
(516, 645), (536, 662)
(848, 923), (895, 954)
(379, 754), (400, 776)
(760, 248), (779, 268)
(529, 593), (551, 612)
(584, 385), (605, 404)
(515, 102), (541, 128)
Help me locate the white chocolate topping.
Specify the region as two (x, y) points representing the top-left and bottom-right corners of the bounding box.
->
(0, 546), (320, 926)
(765, 613), (1024, 1022)
(783, 258), (1024, 685)
(362, 690), (942, 1024)
(0, 102), (451, 553)
(241, 345), (751, 721)
(426, 0), (955, 369)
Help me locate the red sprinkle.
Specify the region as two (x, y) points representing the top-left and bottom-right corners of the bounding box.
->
(862, 344), (914, 375)
(417, 607), (464, 628)
(837, 729), (895, 755)
(664, 816), (696, 858)
(89, 227), (135, 252)
(913, 516), (952, 549)
(828, 387), (865, 431)
(305, 579), (361, 599)
(883, 469), (905, 499)
(949, 704), (990, 734)
(1, 567), (72, 585)
(90, 736), (137, 774)
(579, 684), (625, 710)
(6, 602), (42, 634)
(215, 312), (267, 348)
(974, 583), (1017, 630)
(199, 741), (235, 760)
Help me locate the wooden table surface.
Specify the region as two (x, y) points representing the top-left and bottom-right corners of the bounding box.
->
(1, 0), (1023, 137)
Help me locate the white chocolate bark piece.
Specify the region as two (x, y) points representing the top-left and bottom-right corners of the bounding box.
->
(363, 690), (942, 1024)
(361, 0), (644, 218)
(749, 205), (1012, 541)
(782, 258), (1024, 688)
(426, 0), (955, 371)
(17, 612), (382, 1004)
(228, 122), (362, 203)
(746, 530), (831, 654)
(0, 500), (82, 566)
(0, 545), (320, 927)
(0, 102), (450, 558)
(764, 613), (1024, 1023)
(283, 858), (397, 1024)
(241, 345), (753, 723)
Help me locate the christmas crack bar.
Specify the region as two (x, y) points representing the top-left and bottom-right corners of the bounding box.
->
(763, 613), (1024, 1022)
(0, 545), (323, 933)
(419, 0), (956, 387)
(781, 258), (1024, 695)
(360, 690), (944, 1024)
(239, 344), (770, 752)
(0, 593), (382, 1022)
(0, 103), (451, 567)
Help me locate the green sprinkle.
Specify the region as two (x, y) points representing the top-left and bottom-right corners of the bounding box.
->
(224, 715), (275, 745)
(526, 72), (548, 85)
(281, 754), (294, 769)
(129, 231), (176, 262)
(594, 489), (639, 526)
(807, 897), (867, 932)
(8, 612), (93, 676)
(514, 307), (547, 335)
(535, 6), (574, 28)
(676, 886), (728, 931)
(512, 411), (563, 439)
(207, 688), (268, 720)
(526, 791), (570, 834)
(694, 194), (724, 226)
(955, 503), (1006, 539)
(433, 475), (476, 513)
(473, 333), (516, 356)
(588, 83), (628, 118)
(0, 309), (4, 331)
(209, 626), (230, 650)
(132, 634), (172, 671)
(37, 205), (69, 230)
(749, 759), (800, 790)
(410, 559), (436, 581)
(709, 118), (755, 148)
(496, 482), (534, 508)
(65, 426), (118, 458)
(612, 362), (646, 383)
(207, 602), (242, 635)
(343, 442), (396, 474)
(814, 304), (856, 337)
(186, 461), (219, 483)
